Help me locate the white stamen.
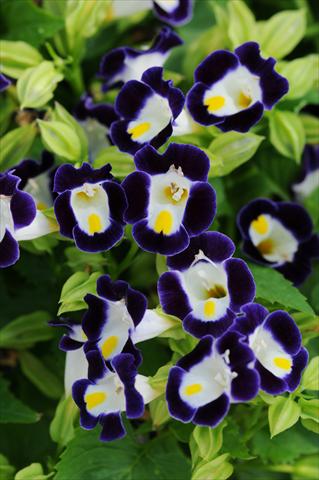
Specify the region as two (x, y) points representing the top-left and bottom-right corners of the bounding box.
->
(168, 164), (184, 176)
(82, 183), (97, 197)
(223, 349), (231, 365)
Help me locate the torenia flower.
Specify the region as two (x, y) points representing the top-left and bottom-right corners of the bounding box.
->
(82, 275), (147, 365)
(100, 27), (183, 91)
(0, 72), (11, 91)
(166, 333), (259, 427)
(237, 198), (319, 285)
(74, 95), (119, 159)
(158, 232), (255, 338)
(73, 350), (144, 441)
(292, 145), (319, 201)
(187, 42), (289, 132)
(110, 67), (184, 155)
(110, 0), (193, 26)
(0, 171), (55, 268)
(234, 303), (308, 394)
(53, 163), (127, 253)
(122, 143), (216, 255)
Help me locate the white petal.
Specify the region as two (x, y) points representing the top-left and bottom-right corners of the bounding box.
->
(117, 52), (168, 84)
(132, 309), (177, 344)
(135, 374), (161, 404)
(173, 109), (194, 136)
(112, 0), (152, 17)
(24, 172), (53, 209)
(64, 347), (88, 396)
(15, 210), (58, 241)
(155, 0), (179, 13)
(293, 170), (319, 201)
(70, 183), (110, 235)
(0, 195), (14, 242)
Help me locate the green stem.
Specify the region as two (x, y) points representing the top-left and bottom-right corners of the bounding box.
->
(65, 64), (85, 97)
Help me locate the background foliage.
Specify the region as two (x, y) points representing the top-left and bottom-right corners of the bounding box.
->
(0, 0), (318, 479)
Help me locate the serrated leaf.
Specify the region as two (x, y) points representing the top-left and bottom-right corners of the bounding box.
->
(0, 377), (39, 424)
(55, 428), (191, 480)
(248, 264), (314, 314)
(0, 311), (54, 350)
(269, 110), (305, 163)
(268, 397), (300, 438)
(260, 9), (306, 59)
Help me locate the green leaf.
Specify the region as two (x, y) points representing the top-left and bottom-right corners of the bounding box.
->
(190, 423), (226, 465)
(260, 9), (306, 59)
(228, 0), (256, 47)
(0, 0), (64, 47)
(251, 424), (319, 464)
(149, 395), (171, 427)
(0, 40), (43, 79)
(0, 454), (15, 480)
(38, 120), (82, 162)
(55, 428), (191, 480)
(58, 272), (100, 315)
(300, 114), (319, 145)
(209, 132), (264, 176)
(0, 311), (54, 350)
(299, 398), (319, 423)
(0, 124), (37, 170)
(192, 453), (233, 480)
(19, 351), (63, 400)
(15, 463), (53, 480)
(50, 395), (78, 447)
(269, 110), (305, 163)
(94, 146), (135, 178)
(268, 396), (300, 438)
(301, 357), (319, 391)
(279, 55), (319, 100)
(292, 455), (319, 480)
(0, 377), (39, 424)
(301, 418), (319, 434)
(248, 264), (314, 314)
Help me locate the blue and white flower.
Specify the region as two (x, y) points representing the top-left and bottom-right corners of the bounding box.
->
(234, 303), (308, 395)
(110, 67), (184, 154)
(237, 198), (319, 285)
(122, 143), (216, 255)
(166, 333), (259, 427)
(158, 232), (255, 338)
(187, 42), (289, 132)
(293, 145), (319, 201)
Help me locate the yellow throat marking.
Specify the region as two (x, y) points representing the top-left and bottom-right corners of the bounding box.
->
(154, 210), (173, 235)
(101, 336), (119, 359)
(88, 213), (102, 235)
(85, 392), (107, 410)
(204, 299), (216, 317)
(251, 215), (269, 235)
(238, 91), (252, 108)
(204, 95), (225, 112)
(185, 383), (203, 396)
(128, 122), (151, 140)
(274, 357), (292, 370)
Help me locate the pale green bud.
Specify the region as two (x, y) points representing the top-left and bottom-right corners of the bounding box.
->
(15, 463), (49, 480)
(300, 114), (319, 145)
(37, 119), (81, 162)
(17, 61), (63, 109)
(268, 396), (300, 438)
(149, 395), (170, 427)
(0, 124), (37, 170)
(279, 55), (319, 100)
(228, 0), (256, 47)
(209, 131), (264, 176)
(0, 40), (43, 79)
(269, 110), (305, 163)
(190, 423), (226, 464)
(49, 395), (78, 447)
(192, 454), (233, 480)
(301, 356), (319, 391)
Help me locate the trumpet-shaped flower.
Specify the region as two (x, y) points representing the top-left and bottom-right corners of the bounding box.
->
(122, 143), (216, 255)
(110, 67), (184, 154)
(187, 42), (289, 132)
(0, 171), (55, 268)
(53, 163), (127, 253)
(73, 350), (144, 441)
(166, 333), (259, 427)
(292, 145), (319, 201)
(234, 303), (308, 394)
(100, 27), (183, 91)
(237, 198), (319, 285)
(158, 232), (255, 338)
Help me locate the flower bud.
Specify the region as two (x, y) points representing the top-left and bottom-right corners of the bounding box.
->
(17, 61), (63, 109)
(37, 120), (81, 162)
(0, 124), (37, 170)
(0, 40), (43, 79)
(269, 110), (305, 163)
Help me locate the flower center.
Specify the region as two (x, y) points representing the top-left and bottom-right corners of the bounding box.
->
(85, 392), (106, 410)
(128, 122), (151, 140)
(164, 182), (188, 204)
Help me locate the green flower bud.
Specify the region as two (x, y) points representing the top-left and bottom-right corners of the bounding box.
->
(269, 110), (305, 163)
(0, 124), (37, 170)
(228, 0), (256, 47)
(278, 55), (319, 100)
(15, 463), (49, 480)
(50, 395), (78, 448)
(301, 356), (319, 391)
(300, 114), (319, 145)
(0, 40), (43, 79)
(37, 119), (82, 162)
(17, 61), (63, 109)
(209, 131), (264, 176)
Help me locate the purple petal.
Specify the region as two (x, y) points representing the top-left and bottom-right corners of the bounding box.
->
(122, 171), (150, 223)
(263, 310), (302, 355)
(54, 191), (76, 238)
(100, 412), (125, 441)
(193, 393), (230, 427)
(158, 271), (191, 320)
(225, 258), (255, 311)
(132, 219), (189, 255)
(183, 310), (235, 339)
(73, 221), (124, 253)
(10, 190), (36, 229)
(182, 182), (216, 236)
(166, 366), (196, 422)
(231, 367), (259, 401)
(0, 230), (19, 268)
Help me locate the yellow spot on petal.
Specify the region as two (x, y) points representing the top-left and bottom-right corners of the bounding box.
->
(128, 122), (151, 140)
(257, 239), (274, 255)
(154, 210), (173, 235)
(37, 202), (48, 211)
(204, 299), (216, 317)
(238, 91), (252, 108)
(101, 335), (119, 359)
(251, 215), (269, 235)
(185, 383), (203, 396)
(88, 213), (102, 235)
(204, 95), (225, 113)
(85, 392), (106, 410)
(274, 357), (292, 370)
